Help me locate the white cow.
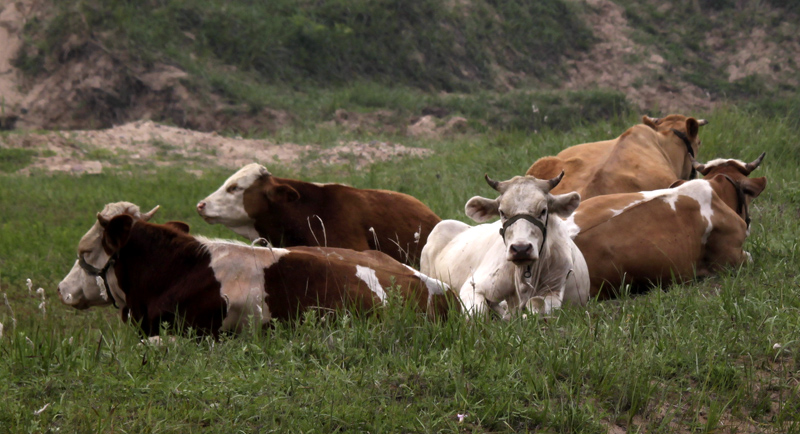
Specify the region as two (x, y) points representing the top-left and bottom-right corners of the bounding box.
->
(421, 173), (590, 317)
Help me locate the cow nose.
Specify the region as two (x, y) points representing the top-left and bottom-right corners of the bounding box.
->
(196, 201), (206, 213)
(509, 243), (533, 258)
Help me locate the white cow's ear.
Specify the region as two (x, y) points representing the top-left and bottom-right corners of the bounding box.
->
(549, 192), (580, 217)
(465, 196), (499, 222)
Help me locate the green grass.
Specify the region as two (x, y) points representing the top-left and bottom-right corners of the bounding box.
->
(2, 106), (800, 432)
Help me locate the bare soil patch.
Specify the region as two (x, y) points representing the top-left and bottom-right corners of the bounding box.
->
(1, 120), (433, 175)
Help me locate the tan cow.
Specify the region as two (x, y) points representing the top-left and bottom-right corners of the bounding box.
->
(527, 114), (709, 200)
(565, 153), (766, 298)
(197, 163), (441, 266)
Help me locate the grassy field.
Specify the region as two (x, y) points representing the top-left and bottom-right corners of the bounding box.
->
(1, 105), (800, 433)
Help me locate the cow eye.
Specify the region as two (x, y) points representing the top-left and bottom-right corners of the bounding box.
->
(540, 209), (547, 218)
(499, 210), (506, 219)
(226, 185), (241, 194)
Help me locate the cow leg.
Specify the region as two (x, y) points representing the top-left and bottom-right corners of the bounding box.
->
(525, 294), (563, 315)
(459, 279), (488, 317)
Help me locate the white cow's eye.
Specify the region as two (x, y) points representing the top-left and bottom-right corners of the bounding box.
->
(226, 185), (241, 193)
(499, 210), (506, 219)
(540, 209), (547, 218)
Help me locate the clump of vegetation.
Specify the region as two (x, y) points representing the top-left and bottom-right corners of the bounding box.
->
(16, 0), (594, 92)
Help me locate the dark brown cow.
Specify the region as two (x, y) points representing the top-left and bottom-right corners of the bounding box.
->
(58, 207), (457, 337)
(527, 114), (708, 200)
(565, 153), (766, 298)
(197, 163), (441, 265)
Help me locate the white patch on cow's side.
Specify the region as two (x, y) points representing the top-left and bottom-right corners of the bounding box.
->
(402, 264), (449, 295)
(311, 181), (345, 187)
(675, 181), (715, 244)
(605, 181), (715, 243)
(355, 265), (386, 303)
(199, 238), (288, 332)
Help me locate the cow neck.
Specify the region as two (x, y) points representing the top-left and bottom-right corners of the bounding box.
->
(719, 174), (751, 228)
(115, 224), (209, 300)
(262, 177), (322, 247)
(499, 212), (549, 278)
(78, 252), (120, 308)
(669, 128), (697, 179)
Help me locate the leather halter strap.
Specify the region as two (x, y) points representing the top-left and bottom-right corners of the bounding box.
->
(670, 128), (697, 180)
(78, 253), (119, 308)
(499, 213), (549, 279)
(720, 174), (751, 228)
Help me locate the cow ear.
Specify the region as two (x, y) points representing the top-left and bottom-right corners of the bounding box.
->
(686, 117), (700, 138)
(669, 180), (687, 188)
(97, 213), (110, 227)
(104, 214), (135, 252)
(741, 177), (767, 200)
(266, 183), (300, 203)
(164, 221), (190, 233)
(465, 196), (499, 222)
(549, 192), (581, 217)
(642, 115), (658, 130)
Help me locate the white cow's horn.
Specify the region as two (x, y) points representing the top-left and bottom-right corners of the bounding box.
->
(484, 174), (500, 192)
(546, 171), (565, 191)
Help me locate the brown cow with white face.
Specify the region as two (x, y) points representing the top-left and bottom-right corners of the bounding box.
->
(565, 153), (766, 298)
(58, 205), (457, 337)
(197, 163), (441, 266)
(527, 114), (709, 200)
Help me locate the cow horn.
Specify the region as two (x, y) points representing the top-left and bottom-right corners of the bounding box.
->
(645, 116), (660, 124)
(698, 119), (709, 126)
(546, 171), (565, 191)
(690, 155), (706, 174)
(484, 174), (500, 191)
(744, 152), (766, 174)
(142, 205), (160, 221)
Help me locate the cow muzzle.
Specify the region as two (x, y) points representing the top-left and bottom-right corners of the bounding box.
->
(508, 242), (537, 265)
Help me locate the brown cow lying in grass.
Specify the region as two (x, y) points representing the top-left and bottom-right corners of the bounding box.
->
(58, 203), (457, 337)
(564, 153), (766, 298)
(527, 114), (709, 200)
(197, 163), (441, 266)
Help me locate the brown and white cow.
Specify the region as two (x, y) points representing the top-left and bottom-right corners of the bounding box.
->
(421, 173), (590, 317)
(196, 163), (441, 266)
(58, 204), (457, 337)
(57, 201), (159, 310)
(526, 114), (709, 200)
(565, 153), (767, 298)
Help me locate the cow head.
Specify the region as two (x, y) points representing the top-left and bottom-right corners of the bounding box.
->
(57, 202), (159, 310)
(464, 172), (580, 265)
(693, 153), (767, 226)
(643, 114), (709, 178)
(197, 163), (299, 240)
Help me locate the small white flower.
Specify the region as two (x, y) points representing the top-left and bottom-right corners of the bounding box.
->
(0, 322), (4, 338)
(457, 413), (468, 423)
(68, 337), (74, 345)
(773, 343), (782, 350)
(36, 287), (45, 297)
(531, 104), (539, 114)
(26, 336), (34, 347)
(26, 279), (32, 294)
(33, 403), (50, 415)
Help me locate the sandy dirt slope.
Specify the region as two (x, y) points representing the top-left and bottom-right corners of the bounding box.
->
(1, 120), (435, 175)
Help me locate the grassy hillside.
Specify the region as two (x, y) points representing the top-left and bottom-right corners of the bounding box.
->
(2, 106), (799, 432)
